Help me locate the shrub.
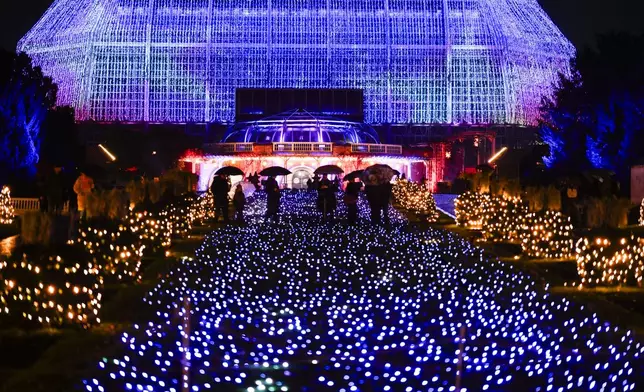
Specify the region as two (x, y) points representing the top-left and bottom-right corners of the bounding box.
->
(576, 236), (644, 287)
(0, 186), (14, 225)
(520, 210), (574, 259)
(0, 244), (103, 327)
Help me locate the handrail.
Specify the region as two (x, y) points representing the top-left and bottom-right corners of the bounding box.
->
(272, 142), (333, 153)
(350, 143), (403, 155)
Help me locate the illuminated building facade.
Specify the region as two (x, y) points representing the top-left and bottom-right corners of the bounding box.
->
(20, 0), (573, 126)
(180, 111), (431, 191)
(21, 0), (574, 186)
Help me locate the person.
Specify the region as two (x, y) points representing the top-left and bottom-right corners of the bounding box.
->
(317, 174), (337, 221)
(46, 166), (65, 214)
(344, 177), (362, 225)
(365, 182), (391, 226)
(379, 182), (393, 226)
(306, 178), (313, 191)
(73, 171), (94, 219)
(210, 173), (231, 223)
(232, 184), (246, 222)
(264, 175), (280, 221)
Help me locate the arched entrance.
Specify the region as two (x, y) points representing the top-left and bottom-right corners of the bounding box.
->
(290, 167), (314, 189)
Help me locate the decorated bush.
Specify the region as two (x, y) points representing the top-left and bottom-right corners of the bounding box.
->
(455, 191), (491, 229)
(392, 180), (438, 222)
(639, 198), (643, 226)
(78, 189), (145, 283)
(576, 236), (644, 287)
(520, 210), (574, 259)
(0, 244), (103, 327)
(163, 194), (198, 238)
(481, 196), (528, 243)
(0, 186), (14, 225)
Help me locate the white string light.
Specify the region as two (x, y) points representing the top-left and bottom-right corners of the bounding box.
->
(19, 0), (574, 125)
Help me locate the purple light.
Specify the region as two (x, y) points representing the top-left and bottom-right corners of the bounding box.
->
(19, 0), (574, 125)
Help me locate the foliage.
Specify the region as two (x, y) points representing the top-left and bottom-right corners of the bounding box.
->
(392, 180), (438, 222)
(0, 51), (58, 179)
(160, 169), (198, 197)
(585, 197), (632, 229)
(455, 191), (491, 229)
(520, 210), (574, 259)
(0, 243), (103, 327)
(539, 33), (644, 190)
(576, 236), (644, 287)
(0, 185), (14, 224)
(481, 196), (528, 243)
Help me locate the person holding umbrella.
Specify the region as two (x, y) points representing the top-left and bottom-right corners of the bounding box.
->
(363, 164), (395, 226)
(317, 174), (337, 222)
(264, 175), (280, 221)
(210, 173), (231, 223)
(259, 166), (291, 222)
(344, 177), (362, 225)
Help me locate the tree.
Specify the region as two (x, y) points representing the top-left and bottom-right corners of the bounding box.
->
(40, 105), (80, 168)
(0, 50), (58, 182)
(539, 33), (644, 189)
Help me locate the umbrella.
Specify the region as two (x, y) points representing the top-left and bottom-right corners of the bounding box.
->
(216, 166), (244, 176)
(260, 166), (292, 176)
(314, 165), (344, 175)
(362, 164), (397, 186)
(343, 170), (364, 182)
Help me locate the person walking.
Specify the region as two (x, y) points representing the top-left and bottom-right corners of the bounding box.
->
(379, 182), (393, 226)
(344, 178), (362, 225)
(73, 171), (94, 219)
(264, 175), (280, 221)
(232, 184), (246, 222)
(317, 175), (337, 221)
(211, 173), (231, 223)
(46, 166), (65, 214)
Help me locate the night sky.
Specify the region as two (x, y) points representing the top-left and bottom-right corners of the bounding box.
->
(1, 0), (643, 52)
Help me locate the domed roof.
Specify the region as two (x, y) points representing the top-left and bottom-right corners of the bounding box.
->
(20, 0), (574, 125)
(222, 110), (380, 144)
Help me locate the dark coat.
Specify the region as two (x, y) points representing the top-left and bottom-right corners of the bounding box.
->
(211, 176), (230, 202)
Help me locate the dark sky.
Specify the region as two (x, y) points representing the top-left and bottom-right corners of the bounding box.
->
(1, 0), (643, 52)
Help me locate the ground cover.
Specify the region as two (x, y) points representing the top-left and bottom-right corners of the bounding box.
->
(81, 192), (643, 391)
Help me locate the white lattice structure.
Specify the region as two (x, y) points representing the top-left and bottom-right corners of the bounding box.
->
(19, 0), (574, 126)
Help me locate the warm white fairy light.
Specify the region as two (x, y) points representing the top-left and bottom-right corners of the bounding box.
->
(455, 191), (491, 229)
(640, 199), (643, 226)
(576, 236), (644, 288)
(520, 210), (574, 259)
(392, 179), (438, 222)
(481, 195), (527, 243)
(20, 0), (573, 125)
(84, 191), (643, 391)
(0, 249), (103, 327)
(0, 186), (14, 225)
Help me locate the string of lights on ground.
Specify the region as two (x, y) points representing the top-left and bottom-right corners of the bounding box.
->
(85, 191), (643, 392)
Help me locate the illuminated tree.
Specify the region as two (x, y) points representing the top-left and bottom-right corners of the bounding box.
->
(0, 50), (57, 178)
(539, 33), (644, 187)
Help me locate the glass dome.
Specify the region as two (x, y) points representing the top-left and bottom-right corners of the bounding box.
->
(20, 0), (574, 126)
(222, 110), (380, 144)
